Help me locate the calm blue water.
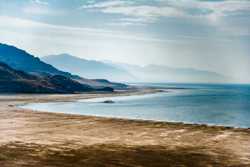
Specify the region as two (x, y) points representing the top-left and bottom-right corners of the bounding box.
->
(21, 83), (250, 128)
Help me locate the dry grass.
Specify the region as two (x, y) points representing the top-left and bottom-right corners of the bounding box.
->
(1, 142), (247, 167)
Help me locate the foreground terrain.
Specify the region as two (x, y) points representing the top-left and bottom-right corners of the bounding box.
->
(0, 92), (250, 167)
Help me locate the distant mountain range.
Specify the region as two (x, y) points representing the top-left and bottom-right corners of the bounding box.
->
(43, 54), (232, 83)
(0, 42), (232, 94)
(42, 54), (135, 82)
(0, 43), (127, 93)
(107, 63), (232, 83)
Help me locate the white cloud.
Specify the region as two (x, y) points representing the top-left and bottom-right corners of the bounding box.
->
(81, 0), (185, 24)
(22, 5), (51, 15)
(102, 5), (184, 19)
(108, 17), (154, 26)
(80, 0), (250, 25)
(0, 16), (174, 44)
(31, 0), (48, 6)
(23, 0), (53, 15)
(81, 0), (132, 9)
(161, 0), (250, 21)
(22, 1), (62, 16)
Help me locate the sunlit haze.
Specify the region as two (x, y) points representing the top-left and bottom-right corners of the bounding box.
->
(0, 0), (249, 83)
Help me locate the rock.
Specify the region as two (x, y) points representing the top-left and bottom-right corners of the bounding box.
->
(103, 100), (115, 104)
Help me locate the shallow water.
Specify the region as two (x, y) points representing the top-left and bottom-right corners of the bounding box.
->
(22, 83), (250, 128)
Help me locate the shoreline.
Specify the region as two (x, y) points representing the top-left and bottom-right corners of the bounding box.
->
(0, 88), (250, 166)
(20, 104), (250, 131)
(18, 88), (250, 130)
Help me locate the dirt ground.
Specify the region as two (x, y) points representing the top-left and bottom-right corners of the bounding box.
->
(0, 91), (250, 167)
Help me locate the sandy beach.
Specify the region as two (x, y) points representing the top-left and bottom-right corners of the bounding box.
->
(0, 89), (250, 167)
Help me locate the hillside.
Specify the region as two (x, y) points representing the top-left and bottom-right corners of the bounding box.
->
(0, 43), (72, 77)
(0, 62), (96, 93)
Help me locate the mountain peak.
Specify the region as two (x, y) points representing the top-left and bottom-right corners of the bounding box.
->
(0, 43), (73, 77)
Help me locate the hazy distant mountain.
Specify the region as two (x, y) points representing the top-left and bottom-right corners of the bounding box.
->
(0, 62), (95, 93)
(0, 43), (128, 90)
(43, 53), (231, 83)
(105, 62), (232, 83)
(1, 42), (229, 84)
(42, 54), (135, 82)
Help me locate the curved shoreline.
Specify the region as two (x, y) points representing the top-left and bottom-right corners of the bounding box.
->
(18, 88), (250, 130)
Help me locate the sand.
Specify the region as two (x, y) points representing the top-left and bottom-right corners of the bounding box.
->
(0, 89), (250, 167)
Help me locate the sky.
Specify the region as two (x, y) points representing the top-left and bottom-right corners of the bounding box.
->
(0, 0), (249, 83)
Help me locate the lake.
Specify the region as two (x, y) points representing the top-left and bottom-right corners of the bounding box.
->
(21, 83), (250, 128)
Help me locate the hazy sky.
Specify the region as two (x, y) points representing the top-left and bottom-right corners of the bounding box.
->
(0, 0), (249, 82)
